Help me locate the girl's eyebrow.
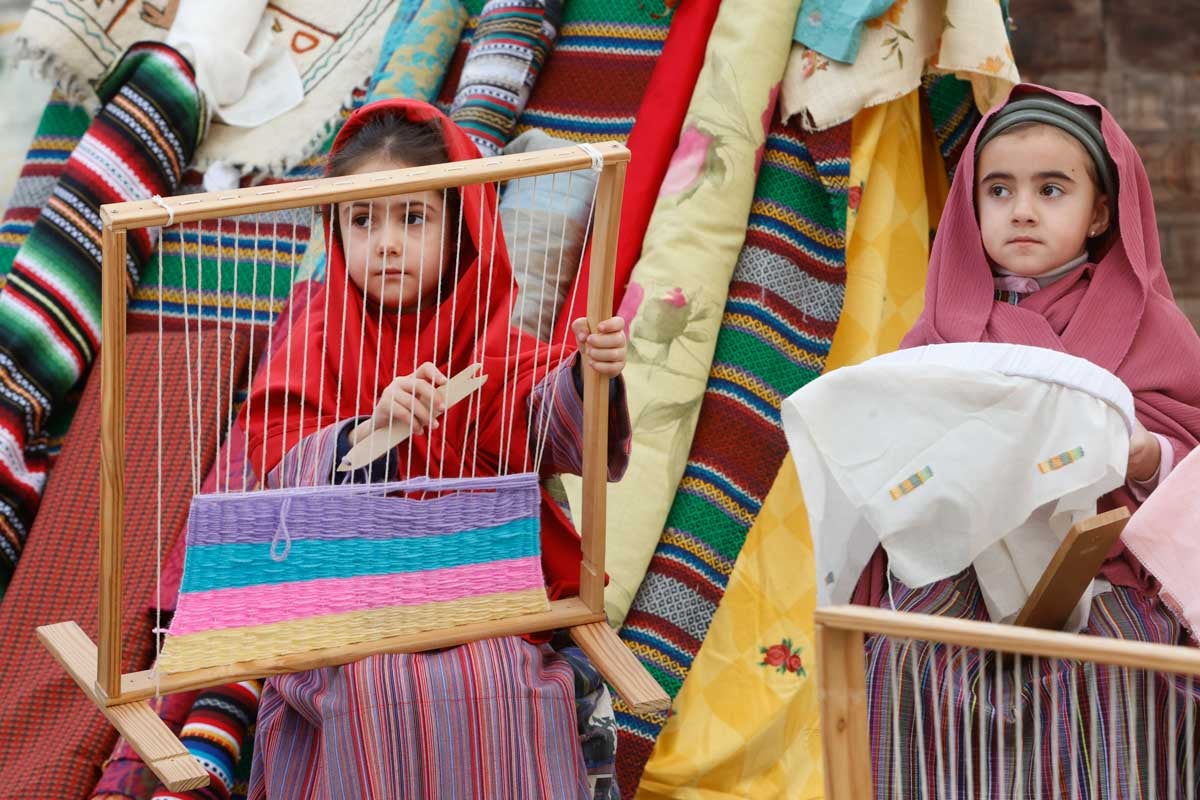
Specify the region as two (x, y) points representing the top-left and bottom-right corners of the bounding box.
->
(1034, 170), (1076, 183)
(979, 170), (1076, 183)
(345, 197), (439, 213)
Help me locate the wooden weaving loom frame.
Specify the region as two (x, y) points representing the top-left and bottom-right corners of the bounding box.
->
(816, 507), (1142, 798)
(37, 142), (669, 791)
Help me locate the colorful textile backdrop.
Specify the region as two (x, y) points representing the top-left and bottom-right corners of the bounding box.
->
(627, 88), (958, 799)
(560, 0), (803, 626)
(0, 42), (203, 592)
(780, 0), (1017, 133)
(551, 0), (722, 344)
(612, 114), (851, 798)
(0, 329), (246, 797)
(15, 0), (399, 173)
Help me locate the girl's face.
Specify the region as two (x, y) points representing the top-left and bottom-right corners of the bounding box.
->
(337, 154), (450, 311)
(975, 125), (1110, 277)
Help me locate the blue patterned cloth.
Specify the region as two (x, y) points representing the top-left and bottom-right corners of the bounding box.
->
(792, 0), (893, 63)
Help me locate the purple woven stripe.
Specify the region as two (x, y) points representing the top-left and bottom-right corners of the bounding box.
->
(187, 472), (540, 547)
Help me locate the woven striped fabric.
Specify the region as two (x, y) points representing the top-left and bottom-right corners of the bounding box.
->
(612, 116), (853, 794)
(439, 0), (672, 144)
(922, 72), (980, 180)
(0, 42), (203, 592)
(151, 681), (262, 800)
(450, 0), (563, 157)
(161, 474), (549, 674)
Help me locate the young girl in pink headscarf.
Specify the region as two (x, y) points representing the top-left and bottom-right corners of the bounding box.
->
(857, 85), (1200, 797)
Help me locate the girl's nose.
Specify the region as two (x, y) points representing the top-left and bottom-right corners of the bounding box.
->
(375, 223), (403, 262)
(1011, 191), (1037, 224)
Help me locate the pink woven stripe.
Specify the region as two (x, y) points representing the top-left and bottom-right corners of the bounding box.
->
(169, 556), (545, 634)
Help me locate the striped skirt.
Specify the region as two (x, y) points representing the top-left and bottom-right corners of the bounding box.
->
(865, 568), (1200, 799)
(248, 635), (590, 799)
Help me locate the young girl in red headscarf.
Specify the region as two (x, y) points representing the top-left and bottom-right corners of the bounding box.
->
(855, 85), (1200, 797)
(243, 99), (630, 799)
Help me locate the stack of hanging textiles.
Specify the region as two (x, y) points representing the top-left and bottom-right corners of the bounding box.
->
(613, 74), (982, 797)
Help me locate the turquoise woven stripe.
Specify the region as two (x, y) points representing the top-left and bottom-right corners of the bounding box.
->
(180, 516), (539, 593)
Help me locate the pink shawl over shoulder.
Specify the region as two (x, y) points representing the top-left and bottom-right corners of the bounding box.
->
(851, 85), (1200, 604)
(903, 83), (1200, 482)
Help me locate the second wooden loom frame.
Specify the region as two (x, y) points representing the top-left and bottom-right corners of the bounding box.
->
(37, 142), (669, 791)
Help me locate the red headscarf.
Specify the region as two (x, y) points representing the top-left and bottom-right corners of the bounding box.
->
(902, 84), (1200, 477)
(245, 99), (587, 597)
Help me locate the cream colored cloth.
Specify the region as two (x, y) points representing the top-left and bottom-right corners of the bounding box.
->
(783, 343), (1133, 627)
(559, 0), (800, 625)
(781, 0), (1019, 131)
(166, 0), (303, 128)
(16, 0), (398, 173)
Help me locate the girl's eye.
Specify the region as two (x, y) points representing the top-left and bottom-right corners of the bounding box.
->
(987, 184), (1011, 198)
(406, 212), (425, 226)
(351, 213), (372, 228)
(1040, 184), (1064, 198)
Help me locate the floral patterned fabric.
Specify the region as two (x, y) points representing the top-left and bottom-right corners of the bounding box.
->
(557, 0), (802, 626)
(781, 0), (1019, 131)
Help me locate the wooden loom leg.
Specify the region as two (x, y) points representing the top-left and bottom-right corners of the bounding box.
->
(579, 160), (627, 614)
(570, 621), (670, 714)
(815, 622), (872, 800)
(38, 621), (209, 792)
(1014, 506), (1130, 630)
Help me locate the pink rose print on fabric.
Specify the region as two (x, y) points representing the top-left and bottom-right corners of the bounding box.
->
(660, 125), (721, 201)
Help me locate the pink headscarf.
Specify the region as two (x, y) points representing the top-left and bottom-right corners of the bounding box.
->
(902, 84), (1200, 479)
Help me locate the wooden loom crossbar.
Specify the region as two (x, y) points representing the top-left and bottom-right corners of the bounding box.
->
(38, 142), (668, 792)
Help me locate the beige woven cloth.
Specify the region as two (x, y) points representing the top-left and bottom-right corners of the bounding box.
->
(781, 0), (1020, 130)
(15, 0), (398, 173)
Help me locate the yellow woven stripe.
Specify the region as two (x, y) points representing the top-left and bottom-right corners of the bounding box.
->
(130, 286), (288, 314)
(660, 529), (729, 574)
(763, 149), (820, 181)
(716, 316), (827, 373)
(627, 639), (687, 676)
(754, 200), (843, 251)
(561, 22), (669, 41)
(158, 587), (549, 674)
(678, 475), (757, 527)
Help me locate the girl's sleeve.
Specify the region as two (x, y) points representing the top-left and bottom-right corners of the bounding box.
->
(528, 354), (631, 480)
(1128, 432), (1186, 502)
(266, 416), (393, 488)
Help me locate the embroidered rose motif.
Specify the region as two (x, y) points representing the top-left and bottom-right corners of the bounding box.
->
(616, 281), (645, 338)
(848, 182), (864, 212)
(977, 54), (1007, 75)
(660, 125), (721, 200)
(866, 0), (908, 29)
(640, 287), (691, 344)
(763, 644), (788, 668)
(798, 48), (830, 80)
(760, 638), (807, 676)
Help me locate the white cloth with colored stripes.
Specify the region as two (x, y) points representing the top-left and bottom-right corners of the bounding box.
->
(783, 342), (1134, 627)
